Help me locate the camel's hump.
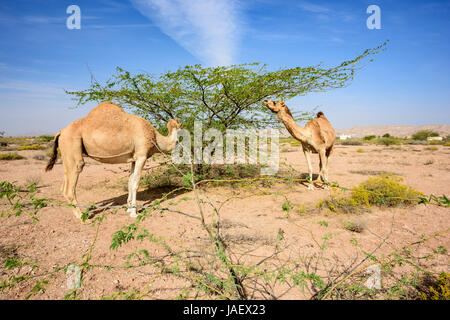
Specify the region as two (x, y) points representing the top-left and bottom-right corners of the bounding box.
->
(86, 101), (125, 117)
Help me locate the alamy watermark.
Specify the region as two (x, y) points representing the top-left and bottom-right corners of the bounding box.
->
(66, 5), (81, 30)
(366, 5), (381, 30)
(171, 121), (279, 175)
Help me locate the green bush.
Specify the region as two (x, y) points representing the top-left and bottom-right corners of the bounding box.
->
(318, 174), (423, 213)
(412, 130), (439, 141)
(382, 133), (391, 138)
(377, 137), (401, 146)
(363, 135), (376, 141)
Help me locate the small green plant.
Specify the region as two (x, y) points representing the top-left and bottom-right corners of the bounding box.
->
(317, 220), (328, 227)
(382, 133), (391, 138)
(0, 152), (26, 160)
(356, 148), (364, 153)
(282, 199), (294, 214)
(363, 135), (376, 141)
(424, 146), (438, 151)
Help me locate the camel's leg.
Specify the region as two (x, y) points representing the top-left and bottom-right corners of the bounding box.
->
(318, 149), (329, 189)
(127, 161), (136, 212)
(318, 156), (323, 182)
(324, 147), (333, 184)
(61, 172), (67, 193)
(127, 157), (146, 218)
(303, 150), (314, 190)
(59, 135), (85, 220)
(62, 154), (85, 219)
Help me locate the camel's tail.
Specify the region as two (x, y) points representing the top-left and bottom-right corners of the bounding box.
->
(317, 111), (325, 118)
(45, 132), (61, 172)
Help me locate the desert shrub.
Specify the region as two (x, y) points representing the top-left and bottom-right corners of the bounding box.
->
(377, 137), (401, 146)
(343, 219), (366, 233)
(318, 174), (423, 213)
(382, 133), (391, 138)
(424, 146), (438, 151)
(37, 135), (54, 143)
(18, 144), (46, 151)
(417, 272), (450, 300)
(444, 142), (450, 147)
(412, 130), (439, 141)
(0, 152), (26, 160)
(141, 163), (262, 189)
(351, 174), (423, 207)
(341, 139), (362, 146)
(356, 148), (364, 153)
(363, 135), (376, 141)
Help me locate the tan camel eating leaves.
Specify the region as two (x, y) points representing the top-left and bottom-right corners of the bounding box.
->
(263, 100), (336, 189)
(45, 101), (181, 220)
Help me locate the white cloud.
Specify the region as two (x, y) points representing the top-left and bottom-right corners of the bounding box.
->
(130, 0), (241, 66)
(297, 1), (330, 13)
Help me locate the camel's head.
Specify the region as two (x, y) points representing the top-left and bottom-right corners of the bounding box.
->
(167, 118), (182, 131)
(263, 99), (288, 114)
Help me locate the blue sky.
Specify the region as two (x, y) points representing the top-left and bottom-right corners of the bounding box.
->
(0, 0), (449, 136)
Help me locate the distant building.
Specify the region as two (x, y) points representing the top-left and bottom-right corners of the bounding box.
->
(339, 134), (352, 140)
(427, 136), (443, 141)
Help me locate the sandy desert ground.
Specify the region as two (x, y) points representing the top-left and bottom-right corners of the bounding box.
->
(0, 142), (449, 300)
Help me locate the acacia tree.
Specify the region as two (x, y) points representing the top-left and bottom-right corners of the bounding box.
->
(66, 42), (387, 134)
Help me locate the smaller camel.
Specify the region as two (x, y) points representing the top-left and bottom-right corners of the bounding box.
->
(45, 101), (181, 220)
(263, 100), (336, 189)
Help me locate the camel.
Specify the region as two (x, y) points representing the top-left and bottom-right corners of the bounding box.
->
(45, 101), (181, 220)
(263, 100), (336, 189)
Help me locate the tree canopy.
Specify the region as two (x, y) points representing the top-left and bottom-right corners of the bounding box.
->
(66, 42), (387, 133)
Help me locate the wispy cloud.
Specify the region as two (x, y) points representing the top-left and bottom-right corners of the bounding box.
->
(297, 1), (330, 13)
(22, 15), (100, 24)
(0, 79), (67, 100)
(130, 0), (241, 66)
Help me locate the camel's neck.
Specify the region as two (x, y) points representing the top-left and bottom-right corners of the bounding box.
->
(155, 127), (178, 153)
(278, 112), (311, 143)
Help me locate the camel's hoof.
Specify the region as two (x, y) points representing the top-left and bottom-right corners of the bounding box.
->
(127, 208), (137, 218)
(73, 211), (82, 219)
